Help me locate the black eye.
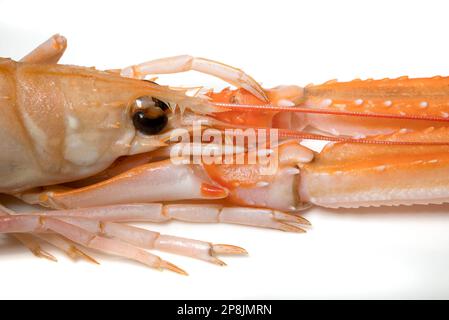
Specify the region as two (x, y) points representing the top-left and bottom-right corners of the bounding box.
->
(132, 97), (169, 135)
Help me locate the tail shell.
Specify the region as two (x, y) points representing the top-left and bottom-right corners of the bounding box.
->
(300, 127), (449, 208)
(304, 76), (449, 119)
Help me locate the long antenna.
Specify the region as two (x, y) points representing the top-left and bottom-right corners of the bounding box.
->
(212, 102), (449, 122)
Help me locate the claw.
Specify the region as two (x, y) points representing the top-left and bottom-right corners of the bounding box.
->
(13, 234), (58, 262)
(207, 244), (247, 266)
(210, 257), (227, 266)
(71, 246), (100, 265)
(278, 222), (306, 233)
(273, 211), (311, 226)
(212, 244), (248, 255)
(161, 260), (188, 275)
(31, 246), (58, 262)
(36, 234), (99, 264)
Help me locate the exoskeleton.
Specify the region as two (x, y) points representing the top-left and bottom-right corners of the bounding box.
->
(1, 35), (449, 273)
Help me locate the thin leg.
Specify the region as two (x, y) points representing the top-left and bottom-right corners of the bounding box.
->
(13, 233), (57, 262)
(0, 204), (56, 261)
(59, 217), (246, 265)
(20, 34), (67, 64)
(0, 215), (186, 274)
(163, 205), (310, 232)
(22, 203), (310, 232)
(35, 234), (99, 264)
(0, 203), (95, 263)
(3, 203), (247, 264)
(121, 55), (268, 101)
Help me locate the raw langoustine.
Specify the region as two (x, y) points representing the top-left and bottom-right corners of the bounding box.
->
(1, 34), (449, 274)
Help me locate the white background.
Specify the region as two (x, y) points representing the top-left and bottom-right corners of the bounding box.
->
(1, 0), (449, 299)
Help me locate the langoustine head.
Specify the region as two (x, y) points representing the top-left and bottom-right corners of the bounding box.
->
(6, 58), (211, 191)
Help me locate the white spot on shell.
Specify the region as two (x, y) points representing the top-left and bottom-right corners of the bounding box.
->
(64, 134), (100, 166)
(330, 128), (340, 136)
(428, 159), (439, 164)
(354, 99), (363, 105)
(399, 128), (410, 134)
(419, 101), (428, 108)
(384, 100), (392, 107)
(283, 168), (300, 175)
(277, 99), (295, 107)
(256, 181), (270, 188)
(441, 112), (449, 118)
(322, 99), (333, 107)
(375, 165), (386, 171)
(399, 111), (406, 116)
(67, 116), (79, 130)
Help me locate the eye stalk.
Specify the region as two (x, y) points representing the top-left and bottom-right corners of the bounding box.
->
(131, 97), (169, 135)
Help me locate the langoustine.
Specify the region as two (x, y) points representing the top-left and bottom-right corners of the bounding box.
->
(1, 34), (449, 274)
